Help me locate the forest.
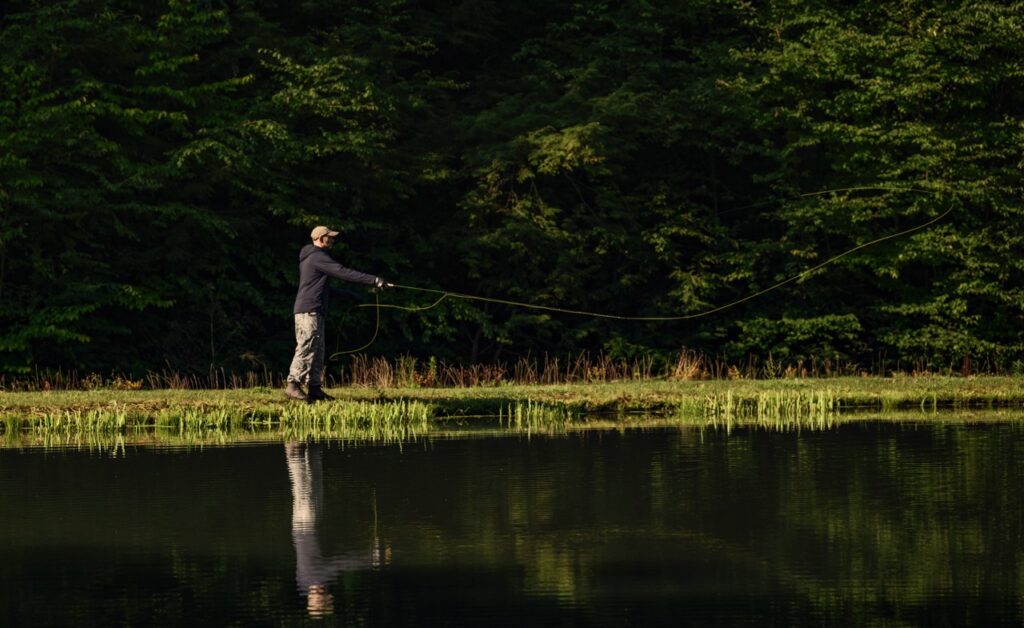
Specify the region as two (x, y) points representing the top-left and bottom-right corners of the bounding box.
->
(1, 0), (1022, 377)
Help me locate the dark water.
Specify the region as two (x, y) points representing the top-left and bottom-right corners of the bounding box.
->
(2, 423), (1024, 626)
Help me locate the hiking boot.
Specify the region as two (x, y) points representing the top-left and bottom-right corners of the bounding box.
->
(284, 381), (307, 402)
(307, 385), (335, 402)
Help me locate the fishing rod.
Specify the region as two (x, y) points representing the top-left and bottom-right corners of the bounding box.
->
(331, 192), (954, 358)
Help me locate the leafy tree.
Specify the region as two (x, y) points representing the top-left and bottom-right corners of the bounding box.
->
(0, 0), (263, 374)
(440, 1), (754, 362)
(0, 0), (1021, 377)
(719, 0), (1024, 368)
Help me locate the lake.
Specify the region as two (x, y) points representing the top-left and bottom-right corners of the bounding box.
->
(2, 419), (1023, 626)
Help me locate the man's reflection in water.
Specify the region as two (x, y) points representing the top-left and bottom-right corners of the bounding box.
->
(285, 442), (390, 618)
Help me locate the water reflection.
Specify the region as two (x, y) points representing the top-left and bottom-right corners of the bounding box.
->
(3, 422), (1024, 625)
(285, 441), (388, 617)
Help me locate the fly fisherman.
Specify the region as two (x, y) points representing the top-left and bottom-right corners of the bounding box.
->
(285, 226), (391, 402)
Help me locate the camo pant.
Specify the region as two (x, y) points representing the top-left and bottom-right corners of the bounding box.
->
(287, 312), (326, 386)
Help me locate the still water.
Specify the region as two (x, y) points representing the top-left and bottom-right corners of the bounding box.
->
(2, 422), (1024, 626)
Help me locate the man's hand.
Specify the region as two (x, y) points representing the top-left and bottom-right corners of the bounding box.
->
(374, 277), (392, 290)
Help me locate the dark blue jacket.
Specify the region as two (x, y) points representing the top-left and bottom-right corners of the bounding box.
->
(293, 244), (379, 314)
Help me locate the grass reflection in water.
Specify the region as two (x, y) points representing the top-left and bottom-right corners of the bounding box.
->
(3, 409), (1024, 625)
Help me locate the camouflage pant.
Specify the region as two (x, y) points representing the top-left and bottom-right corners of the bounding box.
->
(287, 312), (326, 386)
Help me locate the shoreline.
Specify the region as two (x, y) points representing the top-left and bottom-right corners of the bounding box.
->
(1, 377), (1022, 431)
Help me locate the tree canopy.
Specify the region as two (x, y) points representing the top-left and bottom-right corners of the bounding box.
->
(1, 0), (1021, 377)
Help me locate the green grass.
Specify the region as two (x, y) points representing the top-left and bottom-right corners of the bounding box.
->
(1, 377), (1022, 442)
(6, 407), (1024, 451)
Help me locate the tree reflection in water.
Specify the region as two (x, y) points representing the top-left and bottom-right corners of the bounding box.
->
(285, 441), (388, 617)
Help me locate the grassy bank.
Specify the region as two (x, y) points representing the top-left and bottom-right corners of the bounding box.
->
(1, 376), (1022, 433)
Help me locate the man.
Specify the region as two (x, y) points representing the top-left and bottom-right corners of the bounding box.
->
(285, 225), (390, 402)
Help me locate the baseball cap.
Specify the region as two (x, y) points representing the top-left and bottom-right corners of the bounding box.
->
(310, 226), (339, 240)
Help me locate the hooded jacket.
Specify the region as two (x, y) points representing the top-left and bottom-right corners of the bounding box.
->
(293, 244), (379, 314)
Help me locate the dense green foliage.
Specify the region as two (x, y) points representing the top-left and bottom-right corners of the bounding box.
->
(1, 0), (1022, 376)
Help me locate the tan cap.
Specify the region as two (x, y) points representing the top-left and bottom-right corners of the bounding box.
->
(310, 226), (339, 240)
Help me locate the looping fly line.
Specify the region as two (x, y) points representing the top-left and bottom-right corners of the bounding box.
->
(370, 206), (952, 321)
(330, 186), (954, 358)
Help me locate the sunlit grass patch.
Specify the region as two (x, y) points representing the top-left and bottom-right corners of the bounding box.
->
(2, 400), (437, 450)
(498, 399), (576, 435)
(1, 377), (1023, 443)
(675, 389), (842, 431)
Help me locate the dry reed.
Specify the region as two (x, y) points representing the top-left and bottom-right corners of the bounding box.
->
(1, 348), (1016, 393)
